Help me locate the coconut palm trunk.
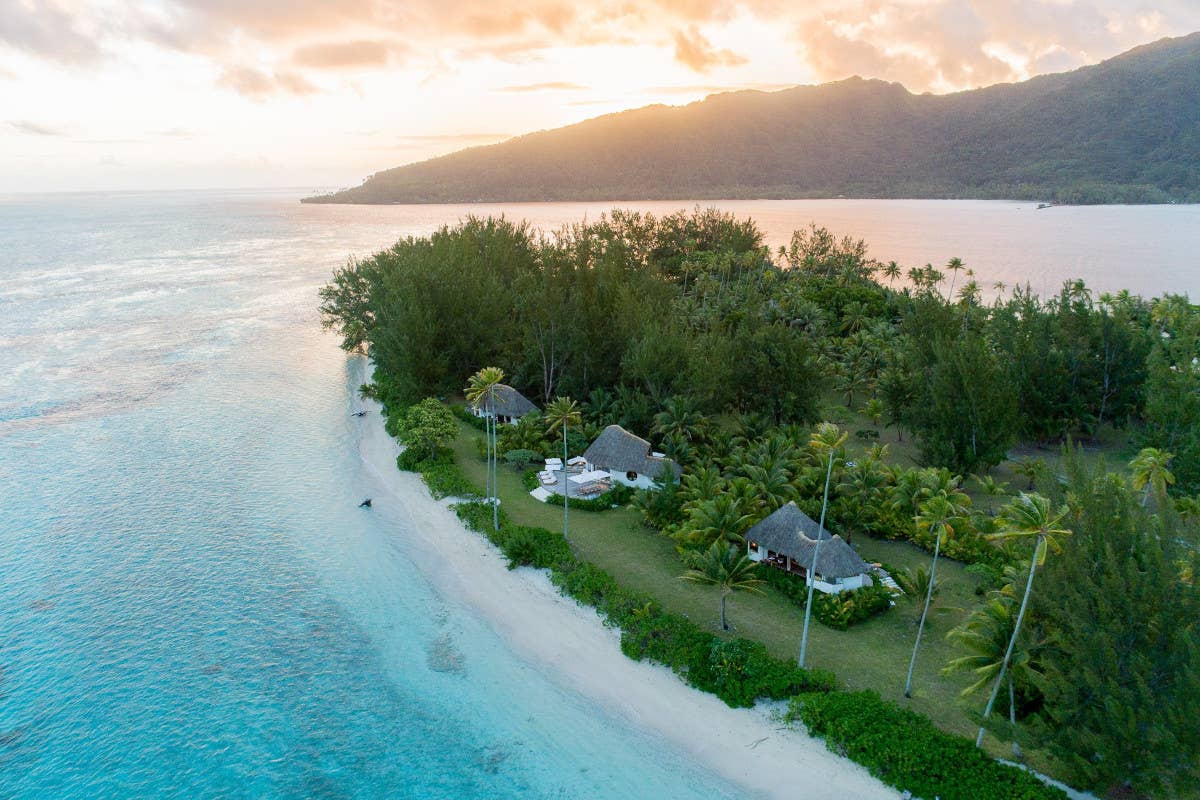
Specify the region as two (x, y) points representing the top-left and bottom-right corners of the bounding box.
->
(489, 391), (500, 531)
(798, 451), (834, 668)
(561, 422), (569, 539)
(976, 536), (1042, 747)
(543, 397), (582, 543)
(483, 406), (492, 507)
(904, 526), (941, 698)
(1009, 675), (1021, 758)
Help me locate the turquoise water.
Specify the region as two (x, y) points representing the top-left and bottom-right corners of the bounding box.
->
(0, 190), (745, 798)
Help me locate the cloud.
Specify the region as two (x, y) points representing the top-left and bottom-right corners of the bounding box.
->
(6, 0), (1200, 98)
(788, 0), (1200, 92)
(646, 81), (796, 95)
(292, 39), (399, 69)
(0, 0), (104, 65)
(8, 119), (65, 136)
(672, 25), (747, 72)
(496, 81), (588, 92)
(217, 66), (318, 98)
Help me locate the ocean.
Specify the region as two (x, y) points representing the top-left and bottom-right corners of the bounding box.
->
(0, 188), (1195, 798)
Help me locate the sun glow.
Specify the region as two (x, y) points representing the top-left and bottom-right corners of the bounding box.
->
(1, 0), (1197, 191)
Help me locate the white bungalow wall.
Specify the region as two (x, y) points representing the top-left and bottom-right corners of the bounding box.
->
(605, 470), (657, 489)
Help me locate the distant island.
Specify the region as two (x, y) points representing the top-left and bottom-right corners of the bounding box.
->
(306, 33), (1200, 206)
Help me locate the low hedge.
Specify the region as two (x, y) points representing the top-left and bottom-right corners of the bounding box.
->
(761, 568), (894, 630)
(451, 403), (489, 431)
(789, 691), (1066, 800)
(396, 446), (480, 499)
(421, 464), (480, 500)
(522, 471), (635, 511)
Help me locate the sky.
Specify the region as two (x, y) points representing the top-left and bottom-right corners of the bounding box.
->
(2, 0), (1199, 192)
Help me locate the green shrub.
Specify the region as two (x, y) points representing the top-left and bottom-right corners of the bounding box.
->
(421, 463), (480, 500)
(619, 609), (713, 679)
(965, 562), (1004, 595)
(552, 560), (651, 626)
(692, 638), (837, 707)
(812, 583), (894, 630)
(452, 501), (509, 544)
(451, 403), (489, 430)
(504, 448), (541, 467)
(789, 691), (1067, 800)
(565, 483), (635, 511)
(855, 428), (880, 440)
(499, 525), (573, 570)
(521, 469), (540, 491)
(760, 569), (893, 629)
(396, 445), (454, 472)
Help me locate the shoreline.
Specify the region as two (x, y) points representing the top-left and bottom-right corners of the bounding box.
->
(352, 393), (895, 799)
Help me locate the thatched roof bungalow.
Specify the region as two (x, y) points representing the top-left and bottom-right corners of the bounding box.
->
(745, 502), (872, 594)
(582, 425), (682, 489)
(469, 384), (538, 425)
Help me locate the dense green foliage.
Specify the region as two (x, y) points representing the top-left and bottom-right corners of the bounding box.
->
(333, 208), (1200, 795)
(789, 690), (1067, 800)
(1021, 451), (1200, 797)
(307, 35), (1200, 206)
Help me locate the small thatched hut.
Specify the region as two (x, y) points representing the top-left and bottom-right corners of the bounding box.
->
(744, 502), (872, 593)
(470, 384), (538, 425)
(582, 425), (682, 489)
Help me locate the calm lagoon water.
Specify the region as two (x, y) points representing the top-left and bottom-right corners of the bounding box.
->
(0, 188), (1195, 797)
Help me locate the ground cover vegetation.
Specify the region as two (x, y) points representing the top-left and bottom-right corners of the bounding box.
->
(325, 209), (1200, 799)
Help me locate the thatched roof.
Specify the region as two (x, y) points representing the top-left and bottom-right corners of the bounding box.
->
(583, 425), (682, 480)
(746, 502), (870, 580)
(471, 384), (537, 418)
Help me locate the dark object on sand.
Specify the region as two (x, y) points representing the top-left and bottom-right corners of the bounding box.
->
(353, 411), (368, 417)
(359, 499), (372, 508)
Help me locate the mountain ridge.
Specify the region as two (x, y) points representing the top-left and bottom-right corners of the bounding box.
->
(307, 33), (1200, 205)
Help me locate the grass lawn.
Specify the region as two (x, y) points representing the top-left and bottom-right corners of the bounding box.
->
(447, 418), (1012, 752)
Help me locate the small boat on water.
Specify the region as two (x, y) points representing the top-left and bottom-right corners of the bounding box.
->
(1037, 202), (1053, 210)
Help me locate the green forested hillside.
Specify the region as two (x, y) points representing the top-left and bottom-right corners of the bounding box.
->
(307, 33), (1200, 205)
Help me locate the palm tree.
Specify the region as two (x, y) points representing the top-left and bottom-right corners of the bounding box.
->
(894, 565), (938, 622)
(544, 396), (582, 541)
(799, 422), (848, 667)
(681, 542), (765, 631)
(683, 495), (754, 548)
(1011, 456), (1046, 491)
(890, 468), (932, 537)
(944, 594), (1041, 758)
(835, 368), (869, 409)
(862, 398), (886, 427)
(465, 366), (505, 531)
(975, 492), (1071, 748)
(1130, 447), (1175, 508)
(945, 257), (965, 299)
(903, 495), (956, 697)
(835, 459), (888, 538)
(653, 396), (705, 442)
(882, 261), (902, 286)
(743, 462), (796, 513)
(971, 473), (1009, 497)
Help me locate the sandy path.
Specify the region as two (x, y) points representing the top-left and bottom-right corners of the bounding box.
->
(355, 402), (895, 800)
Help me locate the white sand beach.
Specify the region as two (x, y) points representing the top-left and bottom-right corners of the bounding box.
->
(354, 400), (895, 800)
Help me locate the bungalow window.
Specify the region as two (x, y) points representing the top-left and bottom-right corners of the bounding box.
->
(626, 471), (638, 481)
